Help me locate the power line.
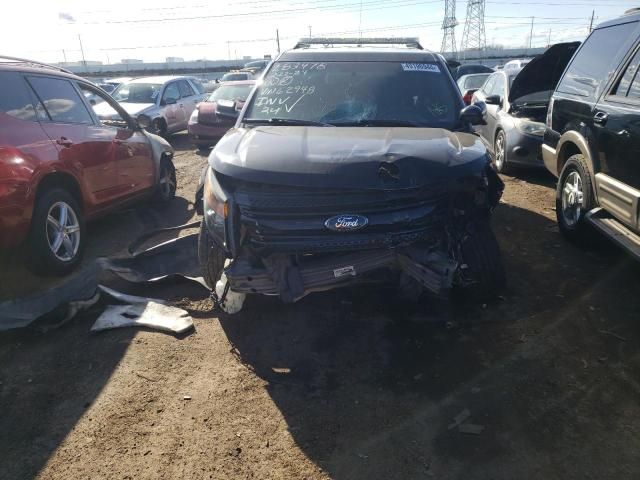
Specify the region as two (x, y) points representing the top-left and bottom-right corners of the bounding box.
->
(78, 0), (442, 24)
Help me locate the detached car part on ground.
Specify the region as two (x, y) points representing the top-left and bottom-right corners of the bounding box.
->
(198, 38), (506, 307)
(472, 42), (580, 174)
(0, 60), (176, 275)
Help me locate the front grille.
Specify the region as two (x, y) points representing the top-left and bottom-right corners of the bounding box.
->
(233, 183), (449, 252)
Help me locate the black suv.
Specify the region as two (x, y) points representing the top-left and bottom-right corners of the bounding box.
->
(198, 38), (505, 306)
(544, 9), (640, 254)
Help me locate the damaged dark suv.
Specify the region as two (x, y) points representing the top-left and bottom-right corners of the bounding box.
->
(198, 38), (505, 306)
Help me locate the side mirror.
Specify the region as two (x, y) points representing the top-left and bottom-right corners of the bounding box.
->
(485, 95), (502, 106)
(460, 103), (486, 126)
(137, 114), (151, 130)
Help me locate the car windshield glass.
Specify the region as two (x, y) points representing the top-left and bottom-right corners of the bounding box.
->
(221, 73), (247, 82)
(243, 61), (459, 128)
(112, 83), (162, 103)
(209, 84), (253, 102)
(464, 75), (489, 89)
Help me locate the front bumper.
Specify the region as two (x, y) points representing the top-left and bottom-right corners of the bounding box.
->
(188, 123), (230, 146)
(225, 248), (457, 303)
(506, 129), (544, 167)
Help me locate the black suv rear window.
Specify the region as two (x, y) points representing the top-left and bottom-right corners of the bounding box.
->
(0, 71), (37, 122)
(557, 21), (638, 100)
(244, 61), (459, 128)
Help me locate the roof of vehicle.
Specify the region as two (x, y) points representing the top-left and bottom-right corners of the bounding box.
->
(596, 8), (640, 29)
(126, 75), (197, 84)
(458, 72), (491, 79)
(0, 61), (91, 83)
(279, 46), (439, 63)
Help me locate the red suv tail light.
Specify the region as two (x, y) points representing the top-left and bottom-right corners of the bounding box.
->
(463, 91), (474, 105)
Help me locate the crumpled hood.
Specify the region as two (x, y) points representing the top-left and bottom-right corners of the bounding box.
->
(94, 102), (155, 118)
(210, 126), (488, 189)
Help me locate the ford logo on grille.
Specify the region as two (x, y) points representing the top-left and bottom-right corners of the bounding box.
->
(324, 214), (369, 232)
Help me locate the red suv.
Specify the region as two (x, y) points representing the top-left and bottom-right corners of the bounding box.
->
(0, 57), (177, 275)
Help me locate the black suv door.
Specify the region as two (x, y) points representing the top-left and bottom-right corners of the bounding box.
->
(593, 45), (640, 190)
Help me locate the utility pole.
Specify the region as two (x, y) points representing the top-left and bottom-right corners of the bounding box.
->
(589, 10), (595, 32)
(528, 17), (534, 51)
(308, 25), (312, 38)
(440, 0), (458, 58)
(547, 29), (552, 48)
(276, 29), (281, 54)
(62, 49), (67, 63)
(78, 34), (87, 71)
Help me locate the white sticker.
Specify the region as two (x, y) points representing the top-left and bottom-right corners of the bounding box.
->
(334, 266), (356, 279)
(401, 63), (441, 73)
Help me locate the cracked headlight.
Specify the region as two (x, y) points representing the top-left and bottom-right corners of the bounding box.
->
(514, 118), (545, 137)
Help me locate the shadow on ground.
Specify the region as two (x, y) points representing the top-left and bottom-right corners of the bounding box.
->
(218, 202), (640, 479)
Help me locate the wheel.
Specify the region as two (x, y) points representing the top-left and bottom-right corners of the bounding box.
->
(27, 188), (85, 276)
(198, 220), (226, 288)
(493, 130), (511, 174)
(555, 154), (595, 243)
(155, 158), (176, 203)
(456, 222), (506, 301)
(153, 118), (168, 137)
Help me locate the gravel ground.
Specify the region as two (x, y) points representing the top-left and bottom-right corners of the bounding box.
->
(1, 133), (640, 479)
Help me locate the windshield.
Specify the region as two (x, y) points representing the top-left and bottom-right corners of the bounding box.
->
(112, 83), (162, 104)
(221, 73), (248, 82)
(244, 61), (459, 128)
(208, 84), (253, 103)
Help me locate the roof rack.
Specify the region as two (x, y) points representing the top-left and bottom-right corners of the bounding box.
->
(0, 55), (73, 74)
(293, 37), (423, 50)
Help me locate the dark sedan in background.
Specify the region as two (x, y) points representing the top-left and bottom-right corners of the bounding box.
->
(472, 42), (580, 173)
(188, 80), (255, 149)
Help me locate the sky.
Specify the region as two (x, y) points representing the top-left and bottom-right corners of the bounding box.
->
(2, 0), (638, 64)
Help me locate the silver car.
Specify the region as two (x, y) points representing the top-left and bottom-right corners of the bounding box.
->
(94, 75), (206, 136)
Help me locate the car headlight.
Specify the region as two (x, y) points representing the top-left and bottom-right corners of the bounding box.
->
(204, 167), (228, 218)
(514, 118), (545, 136)
(189, 108), (199, 125)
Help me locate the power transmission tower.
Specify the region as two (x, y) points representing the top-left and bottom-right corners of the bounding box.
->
(440, 0), (458, 58)
(460, 0), (486, 60)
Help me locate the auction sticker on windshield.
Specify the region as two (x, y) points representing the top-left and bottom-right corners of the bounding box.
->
(401, 63), (441, 73)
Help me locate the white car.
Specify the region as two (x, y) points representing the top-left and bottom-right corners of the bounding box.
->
(94, 75), (206, 136)
(504, 59), (531, 72)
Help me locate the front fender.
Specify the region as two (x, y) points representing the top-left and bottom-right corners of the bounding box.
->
(143, 130), (174, 183)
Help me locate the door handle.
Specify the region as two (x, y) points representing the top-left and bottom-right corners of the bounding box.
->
(593, 111), (609, 125)
(56, 137), (73, 147)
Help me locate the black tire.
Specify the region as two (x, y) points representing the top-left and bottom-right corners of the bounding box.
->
(555, 154), (595, 243)
(493, 129), (511, 174)
(198, 220), (226, 288)
(153, 118), (168, 137)
(155, 158), (177, 204)
(457, 222), (506, 301)
(27, 188), (85, 276)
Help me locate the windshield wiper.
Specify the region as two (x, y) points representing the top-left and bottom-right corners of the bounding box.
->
(243, 118), (333, 127)
(332, 119), (423, 127)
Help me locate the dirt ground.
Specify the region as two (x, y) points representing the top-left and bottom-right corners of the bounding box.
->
(2, 133), (640, 479)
